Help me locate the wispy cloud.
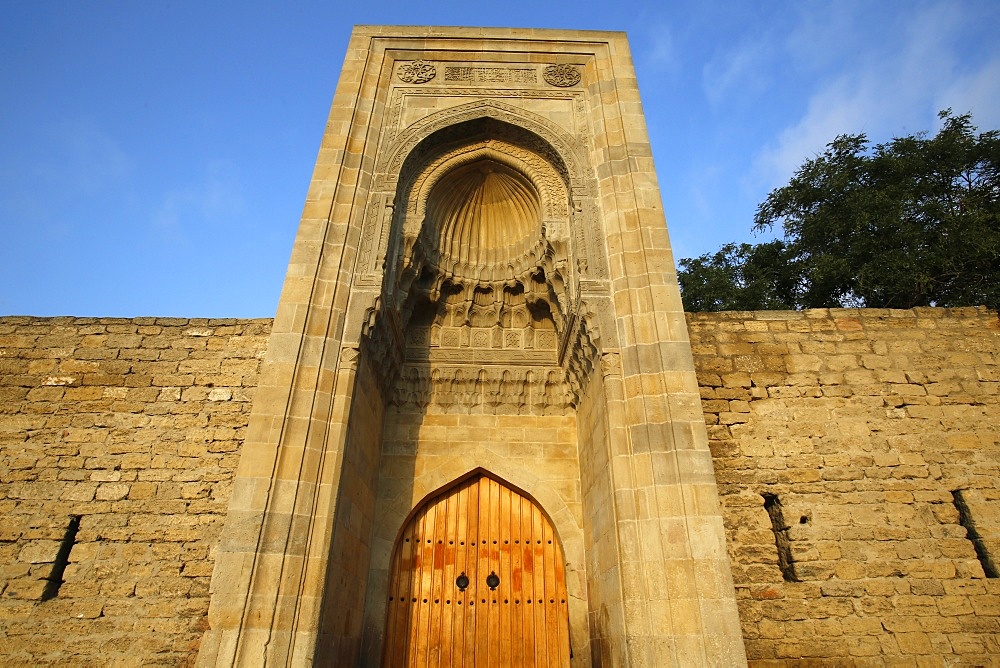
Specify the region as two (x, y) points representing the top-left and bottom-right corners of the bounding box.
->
(702, 36), (776, 106)
(635, 20), (681, 77)
(936, 56), (1000, 131)
(151, 160), (246, 241)
(60, 121), (134, 194)
(753, 1), (998, 189)
(648, 27), (677, 69)
(0, 119), (134, 239)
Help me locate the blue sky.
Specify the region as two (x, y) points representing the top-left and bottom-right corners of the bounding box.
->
(2, 1), (997, 317)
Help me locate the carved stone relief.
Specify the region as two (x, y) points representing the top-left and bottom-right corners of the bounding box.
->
(383, 89), (585, 159)
(356, 192), (394, 288)
(377, 99), (588, 195)
(444, 67), (536, 84)
(397, 60), (436, 84)
(406, 139), (569, 219)
(543, 64), (581, 87)
(340, 346), (361, 366)
(358, 97), (607, 416)
(599, 351), (621, 378)
(391, 365), (571, 415)
(573, 96), (590, 139)
(574, 197), (609, 281)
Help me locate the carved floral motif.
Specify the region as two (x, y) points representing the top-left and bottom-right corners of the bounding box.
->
(543, 64), (581, 87)
(397, 60), (436, 84)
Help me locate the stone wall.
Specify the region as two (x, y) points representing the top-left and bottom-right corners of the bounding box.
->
(576, 363), (625, 665)
(688, 307), (1000, 665)
(0, 317), (270, 666)
(316, 353), (387, 662)
(3, 307), (999, 665)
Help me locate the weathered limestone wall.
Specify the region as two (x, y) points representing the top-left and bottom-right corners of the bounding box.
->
(4, 307), (999, 666)
(0, 316), (270, 666)
(576, 365), (628, 665)
(316, 353), (386, 662)
(688, 307), (1000, 665)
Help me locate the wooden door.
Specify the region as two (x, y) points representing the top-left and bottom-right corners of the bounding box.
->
(383, 474), (570, 666)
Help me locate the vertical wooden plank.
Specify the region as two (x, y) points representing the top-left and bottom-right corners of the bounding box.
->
(489, 477), (502, 667)
(519, 491), (534, 667)
(407, 509), (424, 667)
(521, 499), (531, 666)
(451, 481), (467, 665)
(511, 493), (524, 667)
(403, 519), (417, 667)
(432, 496), (448, 665)
(556, 532), (571, 668)
(438, 489), (454, 667)
(499, 482), (512, 665)
(528, 493), (537, 667)
(465, 478), (480, 665)
(475, 477), (490, 666)
(387, 513), (415, 666)
(402, 507), (422, 668)
(543, 520), (560, 666)
(409, 504), (424, 667)
(394, 507), (416, 668)
(453, 483), (465, 665)
(532, 505), (546, 667)
(422, 501), (441, 667)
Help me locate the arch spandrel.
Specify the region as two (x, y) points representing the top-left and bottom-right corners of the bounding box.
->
(375, 100), (591, 195)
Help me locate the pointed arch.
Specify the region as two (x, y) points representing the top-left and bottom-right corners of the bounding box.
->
(376, 99), (590, 194)
(383, 471), (571, 666)
(389, 462), (584, 570)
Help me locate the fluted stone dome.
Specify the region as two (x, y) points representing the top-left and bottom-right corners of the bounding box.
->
(425, 160), (541, 271)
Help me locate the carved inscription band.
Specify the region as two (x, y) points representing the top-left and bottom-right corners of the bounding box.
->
(396, 61), (581, 87)
(445, 67), (536, 83)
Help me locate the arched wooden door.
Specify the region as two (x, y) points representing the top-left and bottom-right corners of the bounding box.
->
(383, 474), (570, 666)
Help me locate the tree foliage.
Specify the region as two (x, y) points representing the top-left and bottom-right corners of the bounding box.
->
(679, 111), (1000, 311)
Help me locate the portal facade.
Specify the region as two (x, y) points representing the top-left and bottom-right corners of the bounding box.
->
(197, 26), (746, 666)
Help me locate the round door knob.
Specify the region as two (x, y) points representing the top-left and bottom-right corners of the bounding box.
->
(486, 571), (500, 590)
(456, 572), (469, 591)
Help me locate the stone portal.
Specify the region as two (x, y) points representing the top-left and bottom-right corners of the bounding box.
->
(198, 26), (746, 666)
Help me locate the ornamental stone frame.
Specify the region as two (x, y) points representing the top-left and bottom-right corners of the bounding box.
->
(197, 26), (747, 666)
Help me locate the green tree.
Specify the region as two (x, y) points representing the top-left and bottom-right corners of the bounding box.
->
(677, 241), (798, 311)
(679, 111), (1000, 311)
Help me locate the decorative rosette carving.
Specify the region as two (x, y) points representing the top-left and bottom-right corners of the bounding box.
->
(543, 64), (581, 87)
(397, 60), (436, 84)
